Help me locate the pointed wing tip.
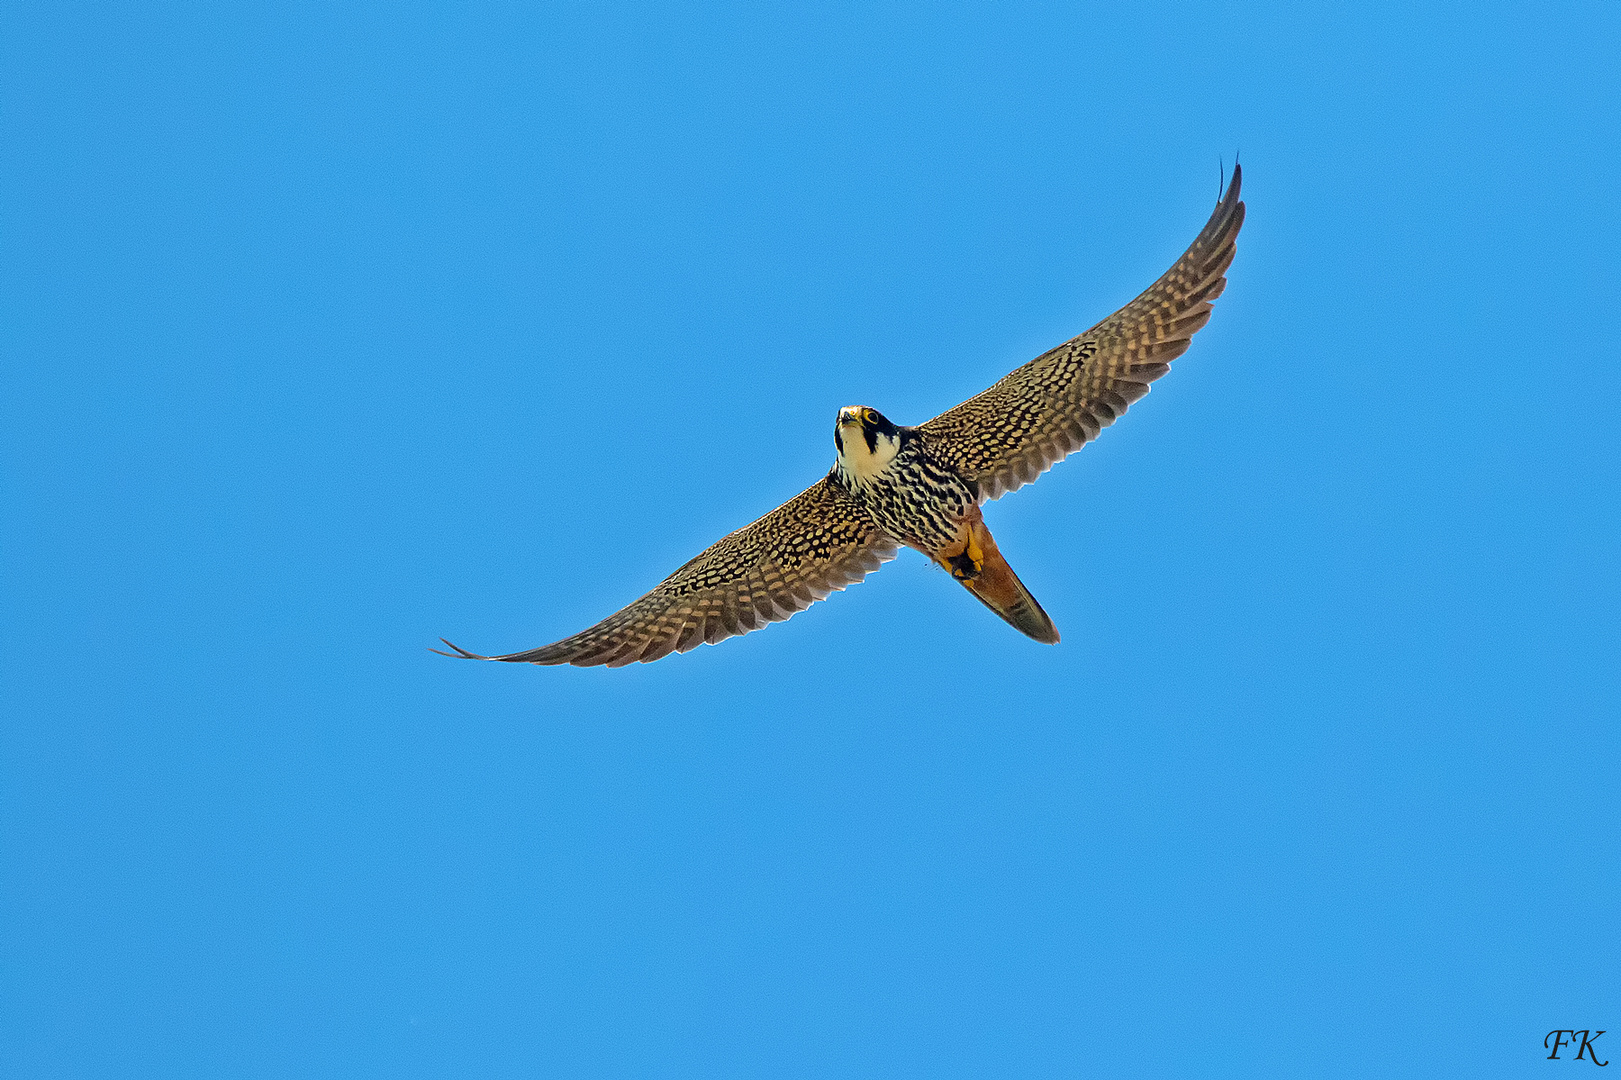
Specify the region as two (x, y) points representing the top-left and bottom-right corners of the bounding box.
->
(430, 638), (493, 660)
(1217, 156), (1242, 205)
(1203, 159), (1245, 248)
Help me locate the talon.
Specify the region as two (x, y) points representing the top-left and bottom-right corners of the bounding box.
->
(946, 546), (983, 580)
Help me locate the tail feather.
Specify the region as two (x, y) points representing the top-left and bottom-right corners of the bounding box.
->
(955, 519), (1059, 644)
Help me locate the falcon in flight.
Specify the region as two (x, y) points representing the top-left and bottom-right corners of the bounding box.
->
(438, 166), (1244, 667)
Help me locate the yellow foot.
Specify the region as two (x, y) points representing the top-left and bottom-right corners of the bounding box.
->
(945, 531), (985, 580)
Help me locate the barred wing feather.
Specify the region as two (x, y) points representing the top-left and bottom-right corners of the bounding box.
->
(918, 165), (1245, 501)
(436, 477), (898, 667)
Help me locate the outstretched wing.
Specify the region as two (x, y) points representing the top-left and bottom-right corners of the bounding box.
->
(918, 165), (1245, 501)
(437, 477), (898, 667)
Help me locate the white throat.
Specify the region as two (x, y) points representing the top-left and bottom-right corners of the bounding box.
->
(835, 424), (900, 491)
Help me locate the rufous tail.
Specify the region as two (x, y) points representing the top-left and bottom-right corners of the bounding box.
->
(944, 514), (1060, 644)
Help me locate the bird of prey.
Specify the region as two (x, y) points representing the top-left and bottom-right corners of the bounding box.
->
(438, 165), (1244, 667)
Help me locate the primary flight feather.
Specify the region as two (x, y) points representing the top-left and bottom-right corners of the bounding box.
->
(438, 165), (1245, 667)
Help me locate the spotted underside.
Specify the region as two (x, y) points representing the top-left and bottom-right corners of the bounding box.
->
(846, 436), (977, 554)
(918, 165), (1245, 500)
(440, 166), (1244, 666)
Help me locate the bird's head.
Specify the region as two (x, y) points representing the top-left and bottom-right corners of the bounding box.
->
(834, 406), (901, 488)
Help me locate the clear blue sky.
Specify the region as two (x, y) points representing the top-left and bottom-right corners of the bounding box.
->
(4, 2), (1618, 1076)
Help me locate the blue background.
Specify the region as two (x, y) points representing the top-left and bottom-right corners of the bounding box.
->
(4, 2), (1618, 1076)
